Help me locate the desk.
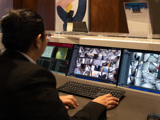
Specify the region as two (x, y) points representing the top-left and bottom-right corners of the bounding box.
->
(54, 73), (160, 120)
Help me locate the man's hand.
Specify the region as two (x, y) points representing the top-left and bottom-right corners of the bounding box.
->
(92, 94), (119, 109)
(60, 95), (79, 109)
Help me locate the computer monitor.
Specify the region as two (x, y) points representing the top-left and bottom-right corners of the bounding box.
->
(118, 49), (160, 94)
(37, 42), (73, 74)
(67, 44), (122, 84)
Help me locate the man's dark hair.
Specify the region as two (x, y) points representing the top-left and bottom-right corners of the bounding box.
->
(1, 9), (45, 53)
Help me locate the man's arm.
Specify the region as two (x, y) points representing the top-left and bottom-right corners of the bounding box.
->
(14, 67), (118, 120)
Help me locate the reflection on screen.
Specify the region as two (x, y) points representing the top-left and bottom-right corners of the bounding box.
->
(67, 45), (122, 84)
(41, 46), (54, 58)
(118, 49), (160, 94)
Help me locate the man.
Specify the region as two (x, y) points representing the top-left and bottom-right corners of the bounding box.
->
(0, 9), (119, 120)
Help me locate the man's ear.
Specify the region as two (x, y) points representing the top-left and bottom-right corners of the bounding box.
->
(34, 34), (42, 48)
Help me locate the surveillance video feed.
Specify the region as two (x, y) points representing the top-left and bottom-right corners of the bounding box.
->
(68, 45), (122, 84)
(118, 49), (160, 92)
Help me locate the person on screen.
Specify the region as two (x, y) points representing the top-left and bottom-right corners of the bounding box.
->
(0, 9), (119, 120)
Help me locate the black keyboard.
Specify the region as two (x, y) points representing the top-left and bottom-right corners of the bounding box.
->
(58, 81), (125, 99)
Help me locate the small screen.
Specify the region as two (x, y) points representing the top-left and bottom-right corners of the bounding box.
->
(55, 47), (68, 60)
(41, 46), (55, 58)
(67, 45), (122, 84)
(37, 42), (73, 74)
(118, 49), (160, 94)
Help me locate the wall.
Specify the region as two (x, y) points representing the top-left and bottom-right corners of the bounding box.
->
(90, 0), (128, 33)
(13, 0), (38, 12)
(37, 0), (55, 30)
(0, 0), (13, 18)
(0, 0), (129, 33)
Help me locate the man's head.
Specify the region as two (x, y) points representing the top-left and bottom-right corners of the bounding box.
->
(1, 9), (46, 53)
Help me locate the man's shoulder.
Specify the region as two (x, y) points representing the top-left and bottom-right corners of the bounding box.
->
(16, 60), (52, 75)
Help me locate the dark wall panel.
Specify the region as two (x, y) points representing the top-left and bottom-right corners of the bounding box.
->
(118, 0), (129, 33)
(13, 0), (22, 9)
(90, 0), (128, 33)
(37, 0), (55, 30)
(13, 0), (38, 12)
(90, 0), (119, 32)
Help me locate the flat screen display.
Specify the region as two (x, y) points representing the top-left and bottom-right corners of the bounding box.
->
(67, 45), (122, 84)
(118, 49), (160, 94)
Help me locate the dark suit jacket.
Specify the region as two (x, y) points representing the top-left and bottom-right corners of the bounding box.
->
(0, 49), (107, 120)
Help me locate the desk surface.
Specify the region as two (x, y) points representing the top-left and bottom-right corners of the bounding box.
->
(54, 73), (160, 120)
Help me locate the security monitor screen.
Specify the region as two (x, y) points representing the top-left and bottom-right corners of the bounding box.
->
(118, 49), (160, 93)
(37, 42), (73, 74)
(67, 45), (122, 84)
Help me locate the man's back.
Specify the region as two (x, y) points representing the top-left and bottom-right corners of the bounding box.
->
(0, 50), (70, 120)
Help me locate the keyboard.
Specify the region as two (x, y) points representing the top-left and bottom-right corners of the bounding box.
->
(57, 81), (125, 99)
